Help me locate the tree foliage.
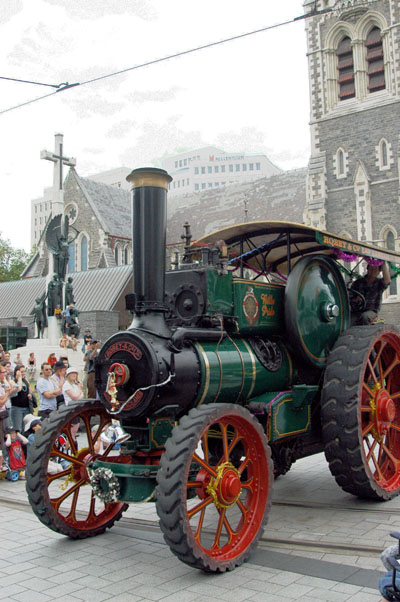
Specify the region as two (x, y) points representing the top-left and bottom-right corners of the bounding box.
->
(0, 233), (34, 283)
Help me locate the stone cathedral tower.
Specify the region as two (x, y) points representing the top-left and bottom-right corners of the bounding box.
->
(303, 0), (400, 308)
(304, 0), (400, 237)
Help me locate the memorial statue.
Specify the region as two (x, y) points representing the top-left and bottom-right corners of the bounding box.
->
(32, 297), (47, 338)
(64, 276), (75, 307)
(47, 274), (63, 316)
(46, 214), (79, 281)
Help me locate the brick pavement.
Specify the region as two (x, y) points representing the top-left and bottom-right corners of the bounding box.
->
(1, 452), (395, 600)
(0, 503), (384, 601)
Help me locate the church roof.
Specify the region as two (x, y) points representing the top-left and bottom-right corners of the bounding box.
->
(0, 265), (132, 319)
(78, 175), (131, 238)
(166, 168), (307, 243)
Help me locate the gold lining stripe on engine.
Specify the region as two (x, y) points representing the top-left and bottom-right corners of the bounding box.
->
(195, 343), (210, 406)
(227, 337), (246, 403)
(241, 339), (257, 399)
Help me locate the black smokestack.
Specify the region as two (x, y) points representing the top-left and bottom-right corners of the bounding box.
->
(126, 167), (172, 333)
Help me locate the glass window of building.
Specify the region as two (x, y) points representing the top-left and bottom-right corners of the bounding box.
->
(68, 242), (75, 273)
(179, 160), (182, 167)
(201, 167), (206, 174)
(337, 36), (355, 100)
(256, 163), (261, 170)
(215, 166), (219, 173)
(208, 183), (212, 188)
(242, 164), (247, 171)
(215, 182), (219, 187)
(229, 164), (233, 172)
(195, 184), (199, 191)
(202, 183), (206, 189)
(235, 164), (240, 172)
(366, 27), (385, 93)
(124, 247), (128, 265)
(175, 161), (178, 168)
(221, 165), (226, 173)
(208, 166), (212, 173)
(184, 159), (187, 166)
(81, 235), (88, 271)
(249, 163), (254, 170)
(195, 167), (199, 174)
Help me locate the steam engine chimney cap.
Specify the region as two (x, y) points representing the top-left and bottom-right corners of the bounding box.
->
(126, 167), (172, 191)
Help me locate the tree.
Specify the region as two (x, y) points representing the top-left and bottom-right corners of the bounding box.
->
(0, 233), (34, 282)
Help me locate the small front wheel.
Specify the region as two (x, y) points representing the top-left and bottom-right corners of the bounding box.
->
(26, 400), (128, 538)
(156, 403), (273, 572)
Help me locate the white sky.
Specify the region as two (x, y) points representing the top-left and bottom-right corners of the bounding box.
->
(0, 0), (310, 252)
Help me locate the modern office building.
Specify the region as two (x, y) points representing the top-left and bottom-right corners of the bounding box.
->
(161, 146), (282, 196)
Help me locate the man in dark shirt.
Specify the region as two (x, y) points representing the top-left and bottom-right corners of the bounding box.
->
(350, 262), (391, 325)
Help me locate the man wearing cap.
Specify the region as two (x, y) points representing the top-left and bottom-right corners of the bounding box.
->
(37, 362), (64, 420)
(82, 328), (92, 353)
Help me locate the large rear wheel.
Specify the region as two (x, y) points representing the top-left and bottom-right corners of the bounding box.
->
(26, 400), (128, 538)
(321, 325), (400, 500)
(156, 403), (273, 572)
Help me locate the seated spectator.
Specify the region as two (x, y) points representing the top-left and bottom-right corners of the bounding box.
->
(47, 353), (57, 368)
(14, 353), (23, 367)
(27, 352), (36, 381)
(24, 415), (42, 453)
(59, 333), (69, 349)
(54, 304), (62, 320)
(68, 334), (79, 351)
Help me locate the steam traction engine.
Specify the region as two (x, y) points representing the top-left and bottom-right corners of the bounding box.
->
(26, 167), (400, 572)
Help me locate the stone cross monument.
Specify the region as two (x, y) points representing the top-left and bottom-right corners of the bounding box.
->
(41, 133), (76, 216)
(40, 133), (77, 342)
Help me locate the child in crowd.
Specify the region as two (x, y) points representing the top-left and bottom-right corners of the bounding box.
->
(24, 414), (63, 475)
(5, 427), (28, 479)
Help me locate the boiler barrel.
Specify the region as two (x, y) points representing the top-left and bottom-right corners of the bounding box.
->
(193, 338), (293, 405)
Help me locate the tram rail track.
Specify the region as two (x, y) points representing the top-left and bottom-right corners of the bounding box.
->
(0, 494), (388, 556)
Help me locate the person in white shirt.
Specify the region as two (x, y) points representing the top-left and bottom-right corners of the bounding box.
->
(62, 367), (84, 405)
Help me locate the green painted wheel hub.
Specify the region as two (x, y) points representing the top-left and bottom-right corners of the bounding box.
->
(284, 255), (350, 367)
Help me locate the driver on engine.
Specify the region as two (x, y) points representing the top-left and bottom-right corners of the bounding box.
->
(350, 261), (391, 325)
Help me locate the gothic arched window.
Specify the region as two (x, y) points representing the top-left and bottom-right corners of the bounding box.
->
(338, 149), (344, 175)
(124, 247), (128, 265)
(114, 246), (119, 266)
(366, 27), (385, 93)
(381, 139), (388, 168)
(80, 235), (88, 271)
(337, 36), (355, 100)
(67, 243), (75, 273)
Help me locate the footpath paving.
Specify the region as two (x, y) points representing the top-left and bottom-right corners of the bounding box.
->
(0, 452), (395, 601)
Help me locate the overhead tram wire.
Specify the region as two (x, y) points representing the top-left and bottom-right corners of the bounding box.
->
(0, 7), (333, 116)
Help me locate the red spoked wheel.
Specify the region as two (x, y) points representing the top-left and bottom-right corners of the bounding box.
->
(26, 400), (128, 538)
(321, 325), (400, 500)
(156, 403), (273, 572)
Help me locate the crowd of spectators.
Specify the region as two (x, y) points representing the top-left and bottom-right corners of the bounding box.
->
(0, 327), (100, 477)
